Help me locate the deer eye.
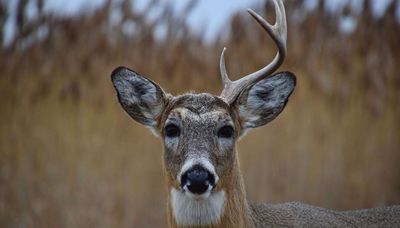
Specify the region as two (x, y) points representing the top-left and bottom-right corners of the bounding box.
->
(218, 126), (234, 138)
(164, 124), (180, 138)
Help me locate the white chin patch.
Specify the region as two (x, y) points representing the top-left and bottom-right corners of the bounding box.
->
(182, 184), (213, 199)
(171, 188), (225, 226)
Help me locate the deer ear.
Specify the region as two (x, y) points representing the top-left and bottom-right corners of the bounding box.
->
(234, 71), (296, 131)
(111, 67), (167, 129)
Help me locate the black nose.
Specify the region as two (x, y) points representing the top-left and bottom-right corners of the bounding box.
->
(181, 165), (215, 195)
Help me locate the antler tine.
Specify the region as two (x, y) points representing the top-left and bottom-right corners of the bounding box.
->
(219, 0), (287, 104)
(220, 47), (231, 87)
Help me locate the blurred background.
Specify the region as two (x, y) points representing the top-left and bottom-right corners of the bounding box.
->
(1, 0), (400, 227)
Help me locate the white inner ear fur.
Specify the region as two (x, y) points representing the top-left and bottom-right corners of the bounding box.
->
(171, 188), (226, 226)
(136, 82), (163, 123)
(141, 84), (163, 118)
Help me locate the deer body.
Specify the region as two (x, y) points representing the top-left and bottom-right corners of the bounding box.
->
(111, 0), (400, 227)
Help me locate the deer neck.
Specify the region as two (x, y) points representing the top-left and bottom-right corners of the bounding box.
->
(167, 156), (255, 228)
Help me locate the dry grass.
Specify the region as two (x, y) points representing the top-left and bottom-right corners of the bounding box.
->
(0, 0), (399, 227)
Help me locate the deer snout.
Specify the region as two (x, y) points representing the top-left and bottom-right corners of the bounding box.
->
(181, 165), (215, 195)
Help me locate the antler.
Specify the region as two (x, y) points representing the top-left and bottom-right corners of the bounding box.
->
(219, 0), (287, 104)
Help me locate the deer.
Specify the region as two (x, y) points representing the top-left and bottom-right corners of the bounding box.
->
(111, 0), (400, 227)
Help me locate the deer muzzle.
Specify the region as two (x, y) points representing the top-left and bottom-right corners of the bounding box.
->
(181, 165), (215, 195)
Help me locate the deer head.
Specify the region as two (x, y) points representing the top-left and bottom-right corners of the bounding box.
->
(111, 0), (295, 226)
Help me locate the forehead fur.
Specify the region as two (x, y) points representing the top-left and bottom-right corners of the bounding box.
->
(166, 93), (229, 116)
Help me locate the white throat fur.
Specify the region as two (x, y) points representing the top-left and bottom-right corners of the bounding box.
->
(171, 188), (226, 226)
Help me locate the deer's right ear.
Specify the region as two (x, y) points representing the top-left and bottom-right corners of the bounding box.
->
(111, 67), (167, 129)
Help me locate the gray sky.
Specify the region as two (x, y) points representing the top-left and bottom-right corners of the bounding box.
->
(44, 0), (265, 41)
(4, 0), (398, 45)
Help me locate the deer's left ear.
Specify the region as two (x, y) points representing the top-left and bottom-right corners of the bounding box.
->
(233, 71), (296, 131)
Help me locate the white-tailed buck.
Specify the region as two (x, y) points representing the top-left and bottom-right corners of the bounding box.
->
(111, 0), (400, 227)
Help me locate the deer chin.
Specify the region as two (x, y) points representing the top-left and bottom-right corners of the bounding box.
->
(171, 187), (226, 226)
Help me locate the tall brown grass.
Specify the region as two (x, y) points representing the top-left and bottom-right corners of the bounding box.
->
(1, 0), (399, 227)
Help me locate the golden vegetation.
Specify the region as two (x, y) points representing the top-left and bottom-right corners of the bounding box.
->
(0, 0), (399, 227)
